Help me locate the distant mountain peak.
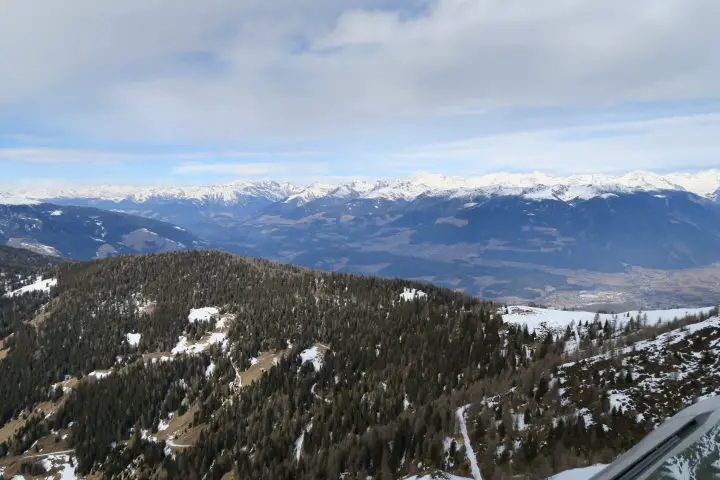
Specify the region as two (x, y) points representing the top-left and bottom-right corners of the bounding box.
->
(4, 169), (720, 204)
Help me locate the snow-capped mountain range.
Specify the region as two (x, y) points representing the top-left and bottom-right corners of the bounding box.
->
(3, 169), (720, 308)
(4, 170), (720, 205)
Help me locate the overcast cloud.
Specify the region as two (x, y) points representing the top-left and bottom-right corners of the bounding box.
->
(1, 0), (719, 183)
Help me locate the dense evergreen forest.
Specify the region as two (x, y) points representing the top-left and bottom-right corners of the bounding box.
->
(0, 250), (717, 479)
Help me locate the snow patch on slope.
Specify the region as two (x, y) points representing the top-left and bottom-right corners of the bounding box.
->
(400, 288), (428, 302)
(126, 332), (141, 347)
(172, 332), (227, 355)
(300, 346), (324, 372)
(4, 276), (57, 297)
(188, 307), (219, 323)
(7, 239), (61, 257)
(41, 453), (78, 479)
(502, 306), (714, 334)
(457, 405), (483, 480)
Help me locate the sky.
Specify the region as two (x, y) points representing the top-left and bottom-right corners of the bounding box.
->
(2, 0), (720, 188)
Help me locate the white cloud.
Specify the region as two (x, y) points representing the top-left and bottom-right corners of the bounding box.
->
(389, 112), (720, 173)
(1, 0), (719, 174)
(2, 2), (719, 137)
(174, 162), (328, 176)
(0, 147), (324, 164)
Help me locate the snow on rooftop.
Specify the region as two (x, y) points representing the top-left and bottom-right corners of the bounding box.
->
(548, 464), (608, 480)
(188, 307), (219, 323)
(4, 276), (57, 298)
(502, 306), (714, 334)
(126, 332), (141, 348)
(300, 345), (324, 372)
(400, 288), (428, 302)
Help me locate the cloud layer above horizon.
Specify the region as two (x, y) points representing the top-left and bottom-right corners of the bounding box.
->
(2, 0), (720, 185)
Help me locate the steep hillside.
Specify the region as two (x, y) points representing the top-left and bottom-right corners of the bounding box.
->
(0, 250), (717, 479)
(0, 246), (65, 345)
(458, 307), (720, 479)
(0, 246), (64, 293)
(0, 203), (207, 260)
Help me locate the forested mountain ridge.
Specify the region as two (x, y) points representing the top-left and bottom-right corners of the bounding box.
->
(0, 250), (717, 479)
(0, 203), (207, 260)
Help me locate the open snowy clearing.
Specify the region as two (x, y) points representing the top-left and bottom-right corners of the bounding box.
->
(502, 305), (714, 334)
(300, 344), (330, 372)
(126, 332), (141, 347)
(172, 331), (227, 355)
(188, 306), (219, 323)
(4, 276), (57, 298)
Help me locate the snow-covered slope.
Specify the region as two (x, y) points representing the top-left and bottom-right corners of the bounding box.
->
(5, 170), (720, 204)
(502, 306), (716, 335)
(4, 276), (57, 297)
(548, 464), (608, 480)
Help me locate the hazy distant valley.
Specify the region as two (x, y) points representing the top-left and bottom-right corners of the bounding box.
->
(9, 170), (719, 310)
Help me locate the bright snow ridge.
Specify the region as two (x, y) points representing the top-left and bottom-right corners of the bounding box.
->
(548, 464), (608, 480)
(7, 169), (720, 203)
(188, 307), (219, 323)
(502, 306), (715, 334)
(4, 277), (57, 298)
